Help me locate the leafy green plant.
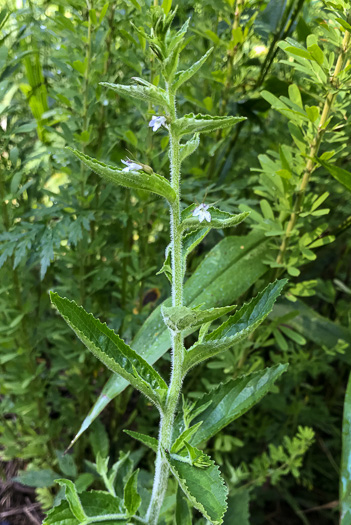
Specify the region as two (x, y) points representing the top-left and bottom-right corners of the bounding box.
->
(44, 8), (289, 525)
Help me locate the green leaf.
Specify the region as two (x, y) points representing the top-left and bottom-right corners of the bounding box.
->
(305, 105), (319, 122)
(100, 81), (169, 108)
(288, 84), (303, 108)
(162, 0), (172, 15)
(284, 46), (312, 60)
(156, 245), (172, 283)
(173, 48), (213, 91)
(166, 450), (227, 524)
(176, 486), (192, 525)
(50, 293), (167, 409)
(124, 469), (141, 516)
(161, 304), (236, 332)
(182, 228), (211, 270)
(124, 430), (158, 453)
(179, 134), (200, 162)
(67, 233), (269, 447)
(307, 43), (324, 65)
(317, 158), (351, 192)
(270, 298), (351, 352)
(171, 422), (203, 454)
(67, 148), (176, 203)
(55, 479), (87, 522)
(223, 490), (250, 525)
(181, 204), (249, 232)
(183, 364), (289, 446)
(175, 113), (246, 136)
(183, 280), (287, 373)
(43, 491), (125, 525)
(341, 372), (351, 524)
(336, 17), (351, 31)
(13, 469), (58, 488)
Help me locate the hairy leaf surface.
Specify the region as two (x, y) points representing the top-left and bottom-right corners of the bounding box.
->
(50, 293), (167, 408)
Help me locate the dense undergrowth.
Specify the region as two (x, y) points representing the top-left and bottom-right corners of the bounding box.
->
(0, 0), (351, 524)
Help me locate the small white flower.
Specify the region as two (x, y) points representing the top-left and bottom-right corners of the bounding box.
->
(193, 203), (211, 223)
(149, 115), (166, 132)
(121, 159), (143, 172)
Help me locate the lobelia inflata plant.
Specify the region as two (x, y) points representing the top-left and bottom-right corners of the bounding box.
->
(45, 9), (289, 525)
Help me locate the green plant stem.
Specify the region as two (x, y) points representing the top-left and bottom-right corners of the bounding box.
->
(275, 29), (350, 273)
(146, 88), (184, 525)
(78, 1), (93, 304)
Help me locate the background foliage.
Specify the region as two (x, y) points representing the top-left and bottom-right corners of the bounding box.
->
(0, 0), (350, 523)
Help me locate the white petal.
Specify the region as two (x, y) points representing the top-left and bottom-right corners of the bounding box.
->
(121, 159), (129, 166)
(193, 208), (201, 217)
(204, 211), (211, 222)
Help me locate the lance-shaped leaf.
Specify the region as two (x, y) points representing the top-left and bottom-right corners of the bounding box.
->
(100, 80), (169, 108)
(55, 479), (86, 522)
(50, 292), (167, 409)
(171, 422), (203, 454)
(183, 280), (287, 374)
(68, 148), (176, 204)
(340, 372), (351, 525)
(179, 133), (200, 162)
(175, 113), (246, 136)
(180, 363), (289, 446)
(43, 490), (125, 525)
(124, 430), (158, 453)
(124, 470), (141, 516)
(162, 304), (236, 332)
(66, 232), (269, 448)
(180, 204), (249, 232)
(166, 449), (228, 525)
(173, 48), (213, 91)
(317, 157), (351, 192)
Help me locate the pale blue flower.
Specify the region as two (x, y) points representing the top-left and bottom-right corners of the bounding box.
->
(193, 203), (211, 223)
(121, 159), (143, 172)
(149, 115), (166, 132)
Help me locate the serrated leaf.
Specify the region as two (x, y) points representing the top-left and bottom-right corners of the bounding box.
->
(173, 48), (213, 91)
(317, 158), (351, 192)
(100, 81), (169, 108)
(183, 280), (287, 373)
(55, 479), (87, 521)
(124, 430), (158, 453)
(124, 469), (141, 516)
(175, 113), (246, 136)
(181, 204), (249, 232)
(182, 364), (289, 446)
(50, 293), (167, 409)
(67, 233), (269, 448)
(68, 148), (176, 203)
(166, 450), (227, 524)
(162, 304), (235, 332)
(179, 133), (200, 162)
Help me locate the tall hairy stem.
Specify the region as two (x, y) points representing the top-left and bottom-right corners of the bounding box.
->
(275, 29), (350, 272)
(146, 88), (184, 525)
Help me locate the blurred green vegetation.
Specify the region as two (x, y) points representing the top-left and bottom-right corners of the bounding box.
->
(0, 0), (350, 523)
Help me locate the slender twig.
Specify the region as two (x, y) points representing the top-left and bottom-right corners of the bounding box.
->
(275, 29), (351, 273)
